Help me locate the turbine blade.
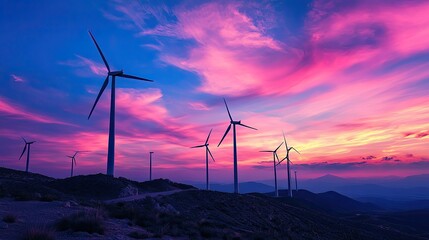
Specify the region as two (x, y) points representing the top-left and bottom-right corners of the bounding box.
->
(205, 129), (213, 145)
(119, 73), (153, 82)
(28, 141), (36, 144)
(217, 124), (231, 147)
(19, 145), (27, 160)
(223, 98), (233, 121)
(191, 145), (206, 148)
(260, 150), (273, 152)
(275, 152), (280, 162)
(238, 123), (257, 130)
(207, 147), (215, 162)
(88, 75), (109, 119)
(291, 147), (300, 154)
(282, 130), (288, 151)
(21, 137), (27, 144)
(73, 152), (78, 157)
(88, 31), (110, 72)
(277, 158), (285, 165)
(74, 158), (77, 166)
(67, 156), (73, 158)
(289, 159), (294, 164)
(275, 142), (284, 152)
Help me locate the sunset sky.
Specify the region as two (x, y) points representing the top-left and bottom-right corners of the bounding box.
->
(0, 0), (428, 183)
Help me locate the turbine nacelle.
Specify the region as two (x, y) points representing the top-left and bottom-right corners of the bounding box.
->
(231, 120), (241, 124)
(109, 70), (124, 76)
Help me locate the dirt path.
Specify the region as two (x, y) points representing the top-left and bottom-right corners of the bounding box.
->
(105, 189), (194, 204)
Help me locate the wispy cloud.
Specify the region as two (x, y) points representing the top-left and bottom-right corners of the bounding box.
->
(0, 97), (71, 125)
(10, 74), (25, 82)
(60, 55), (107, 76)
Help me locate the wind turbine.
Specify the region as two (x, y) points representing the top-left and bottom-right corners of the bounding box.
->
(19, 138), (35, 173)
(87, 31), (154, 176)
(260, 142), (283, 197)
(278, 131), (300, 198)
(218, 98), (257, 194)
(149, 152), (154, 181)
(191, 129), (215, 190)
(67, 151), (89, 177)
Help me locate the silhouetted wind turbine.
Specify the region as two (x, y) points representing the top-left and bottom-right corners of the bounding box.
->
(191, 129), (215, 190)
(149, 152), (154, 181)
(87, 31), (154, 176)
(19, 138), (35, 173)
(260, 142), (283, 197)
(67, 151), (89, 177)
(218, 98), (257, 194)
(278, 131), (300, 198)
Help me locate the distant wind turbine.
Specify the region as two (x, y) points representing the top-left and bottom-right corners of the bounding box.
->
(191, 129), (215, 190)
(67, 151), (89, 177)
(149, 152), (154, 181)
(218, 98), (257, 194)
(87, 31), (154, 176)
(260, 142), (283, 197)
(278, 131), (300, 198)
(19, 138), (35, 173)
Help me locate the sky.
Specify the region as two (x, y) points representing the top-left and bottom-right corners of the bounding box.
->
(0, 0), (428, 184)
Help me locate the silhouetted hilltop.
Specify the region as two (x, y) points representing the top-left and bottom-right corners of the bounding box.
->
(288, 190), (381, 214)
(0, 166), (53, 182)
(0, 167), (195, 201)
(138, 178), (195, 192)
(207, 181), (274, 193)
(49, 175), (195, 200)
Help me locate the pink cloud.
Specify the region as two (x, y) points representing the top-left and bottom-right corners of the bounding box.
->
(0, 97), (70, 125)
(188, 102), (210, 111)
(10, 74), (25, 82)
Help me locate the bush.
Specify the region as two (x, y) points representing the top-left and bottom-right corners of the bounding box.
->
(3, 214), (16, 223)
(56, 209), (105, 234)
(22, 226), (55, 240)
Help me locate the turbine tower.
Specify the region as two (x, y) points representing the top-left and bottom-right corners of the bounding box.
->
(191, 129), (215, 190)
(149, 151), (154, 181)
(19, 138), (35, 173)
(218, 98), (257, 194)
(278, 131), (300, 198)
(260, 142), (283, 197)
(87, 31), (154, 176)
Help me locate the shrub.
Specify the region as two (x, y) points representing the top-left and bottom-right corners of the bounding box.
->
(22, 226), (55, 240)
(56, 209), (105, 234)
(3, 214), (16, 223)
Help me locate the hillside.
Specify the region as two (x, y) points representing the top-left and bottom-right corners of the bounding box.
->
(280, 190), (381, 214)
(0, 167), (427, 239)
